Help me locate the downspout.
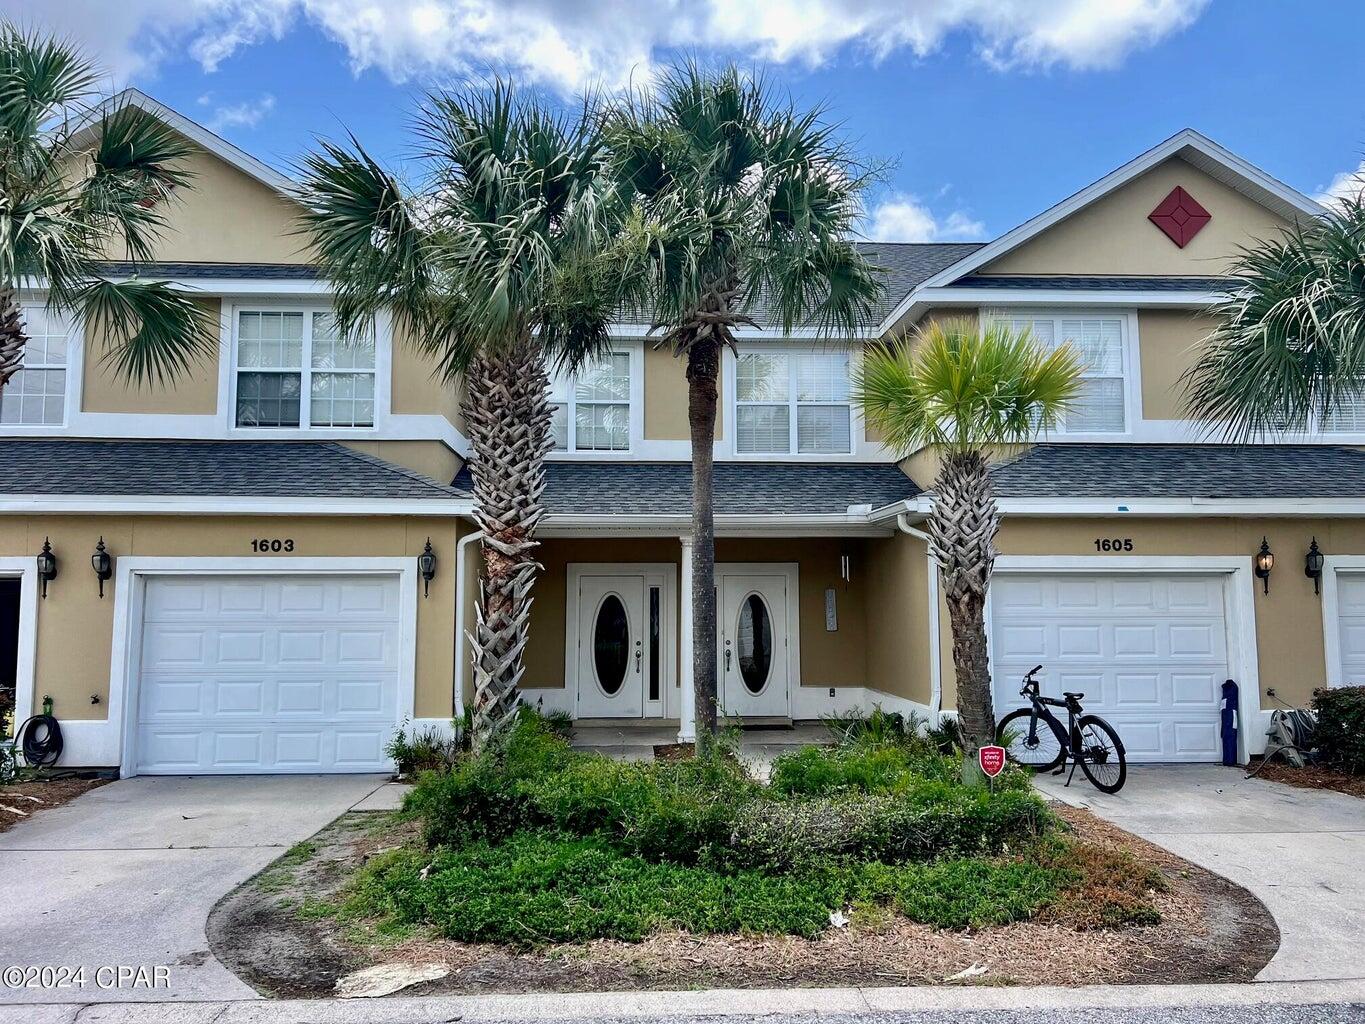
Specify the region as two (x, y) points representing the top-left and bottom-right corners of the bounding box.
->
(897, 512), (943, 724)
(452, 528), (484, 723)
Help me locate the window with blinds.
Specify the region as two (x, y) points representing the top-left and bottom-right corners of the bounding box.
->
(548, 351), (632, 452)
(736, 350), (853, 454)
(991, 313), (1127, 434)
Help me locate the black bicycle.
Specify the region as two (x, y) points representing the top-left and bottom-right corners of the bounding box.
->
(996, 665), (1128, 794)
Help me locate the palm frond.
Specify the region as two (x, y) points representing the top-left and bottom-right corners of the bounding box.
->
(1185, 197), (1365, 440)
(75, 279), (216, 386)
(854, 318), (1086, 456)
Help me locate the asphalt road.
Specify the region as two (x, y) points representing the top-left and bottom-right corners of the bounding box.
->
(588, 1010), (1365, 1024)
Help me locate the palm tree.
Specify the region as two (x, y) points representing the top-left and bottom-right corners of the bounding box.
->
(854, 319), (1084, 754)
(297, 83), (617, 751)
(1184, 197), (1365, 438)
(0, 27), (212, 400)
(602, 63), (883, 744)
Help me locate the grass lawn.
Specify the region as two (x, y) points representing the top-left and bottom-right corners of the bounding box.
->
(208, 709), (1278, 996)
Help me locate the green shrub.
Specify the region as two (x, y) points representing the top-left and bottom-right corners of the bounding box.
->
(769, 744), (1031, 798)
(1313, 685), (1365, 774)
(348, 830), (1068, 946)
(727, 787), (1055, 870)
(385, 720), (466, 774)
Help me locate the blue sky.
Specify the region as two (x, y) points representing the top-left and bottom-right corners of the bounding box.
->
(8, 1), (1364, 241)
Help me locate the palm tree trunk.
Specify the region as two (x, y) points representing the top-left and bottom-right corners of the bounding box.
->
(462, 331), (552, 752)
(929, 449), (1001, 753)
(0, 289), (27, 392)
(687, 337), (721, 744)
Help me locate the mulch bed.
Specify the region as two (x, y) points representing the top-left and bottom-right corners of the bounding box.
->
(0, 777), (108, 833)
(1250, 762), (1365, 798)
(208, 804), (1278, 999)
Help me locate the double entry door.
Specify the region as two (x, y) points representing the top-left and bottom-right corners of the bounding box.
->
(571, 563), (793, 720)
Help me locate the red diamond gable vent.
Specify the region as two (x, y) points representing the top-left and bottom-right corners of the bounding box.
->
(1148, 186), (1211, 248)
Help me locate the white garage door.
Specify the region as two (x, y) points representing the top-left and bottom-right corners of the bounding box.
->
(990, 573), (1229, 762)
(135, 574), (402, 774)
(1333, 573), (1365, 685)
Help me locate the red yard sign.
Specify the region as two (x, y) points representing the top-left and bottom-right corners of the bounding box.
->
(978, 745), (1007, 779)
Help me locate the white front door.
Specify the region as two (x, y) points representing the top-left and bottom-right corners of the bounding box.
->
(134, 574), (402, 774)
(575, 574), (646, 718)
(990, 573), (1229, 762)
(719, 572), (791, 719)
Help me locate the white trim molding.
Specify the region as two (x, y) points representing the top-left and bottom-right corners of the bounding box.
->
(2, 559), (42, 749)
(987, 555), (1264, 762)
(106, 557), (418, 776)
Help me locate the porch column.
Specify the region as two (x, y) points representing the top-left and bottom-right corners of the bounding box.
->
(677, 534), (695, 742)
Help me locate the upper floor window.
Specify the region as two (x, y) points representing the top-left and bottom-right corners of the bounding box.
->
(234, 309), (375, 429)
(991, 313), (1127, 433)
(549, 351), (632, 452)
(1, 306), (68, 426)
(735, 349), (852, 454)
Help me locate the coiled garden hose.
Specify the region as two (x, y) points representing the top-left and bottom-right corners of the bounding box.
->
(14, 713), (63, 769)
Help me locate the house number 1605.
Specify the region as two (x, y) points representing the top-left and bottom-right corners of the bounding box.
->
(1094, 538), (1134, 552)
(251, 538), (295, 553)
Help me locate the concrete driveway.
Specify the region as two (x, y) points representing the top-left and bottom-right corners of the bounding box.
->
(0, 774), (387, 1004)
(1036, 765), (1365, 983)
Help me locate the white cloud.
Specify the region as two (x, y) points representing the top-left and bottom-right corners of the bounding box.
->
(862, 193), (985, 242)
(1317, 161), (1365, 206)
(0, 0), (1212, 94)
(202, 93), (276, 132)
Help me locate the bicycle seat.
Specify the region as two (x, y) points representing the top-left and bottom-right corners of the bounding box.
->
(1062, 691), (1085, 700)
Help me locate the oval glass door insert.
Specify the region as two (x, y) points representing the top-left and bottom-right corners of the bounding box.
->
(736, 593), (773, 694)
(593, 594), (630, 695)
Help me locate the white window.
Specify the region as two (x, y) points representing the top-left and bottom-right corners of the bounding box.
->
(234, 309), (375, 429)
(735, 349), (852, 454)
(549, 351), (632, 452)
(1323, 392), (1365, 433)
(1, 306), (68, 426)
(991, 313), (1127, 434)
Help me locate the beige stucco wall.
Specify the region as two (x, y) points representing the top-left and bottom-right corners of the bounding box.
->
(983, 157), (1290, 277)
(1138, 309), (1220, 421)
(101, 138), (312, 265)
(390, 324), (464, 431)
(4, 515), (464, 725)
(864, 530), (932, 706)
(644, 345), (724, 441)
(81, 298), (222, 415)
(931, 517), (1365, 714)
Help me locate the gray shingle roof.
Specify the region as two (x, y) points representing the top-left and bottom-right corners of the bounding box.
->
(0, 439), (468, 499)
(990, 444), (1365, 499)
(954, 274), (1238, 292)
(98, 262), (318, 280)
(473, 461), (921, 515)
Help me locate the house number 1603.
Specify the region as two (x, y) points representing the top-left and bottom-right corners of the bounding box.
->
(1094, 538), (1134, 552)
(251, 538), (295, 553)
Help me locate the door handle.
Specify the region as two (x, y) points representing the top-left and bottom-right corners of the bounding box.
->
(635, 648), (642, 673)
(724, 648), (732, 671)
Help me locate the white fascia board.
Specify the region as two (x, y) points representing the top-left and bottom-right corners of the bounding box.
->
(994, 497), (1365, 517)
(877, 128), (1325, 336)
(906, 287), (1231, 311)
(73, 89), (300, 201)
(99, 274), (328, 296)
(0, 495), (473, 517)
(608, 322), (865, 341)
(541, 512), (895, 537)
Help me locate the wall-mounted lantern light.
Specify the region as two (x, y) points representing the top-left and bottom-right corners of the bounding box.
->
(92, 537), (113, 598)
(1305, 537), (1325, 595)
(1254, 537), (1274, 595)
(36, 537), (57, 599)
(418, 538), (437, 597)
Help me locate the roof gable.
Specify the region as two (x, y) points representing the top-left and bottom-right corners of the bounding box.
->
(884, 130), (1324, 327)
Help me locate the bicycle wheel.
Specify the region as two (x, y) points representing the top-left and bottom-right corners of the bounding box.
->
(1076, 714), (1127, 793)
(997, 708), (1065, 771)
